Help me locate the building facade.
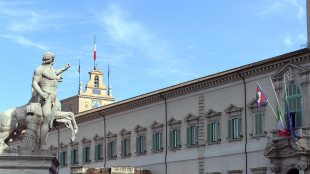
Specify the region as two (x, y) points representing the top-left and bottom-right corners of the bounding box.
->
(11, 48), (310, 174)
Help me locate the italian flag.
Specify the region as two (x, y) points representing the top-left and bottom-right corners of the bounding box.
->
(94, 35), (96, 61)
(277, 105), (290, 136)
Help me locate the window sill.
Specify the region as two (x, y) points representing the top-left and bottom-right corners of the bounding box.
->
(94, 159), (104, 162)
(207, 141), (221, 145)
(227, 138), (242, 142)
(185, 144), (200, 148)
(60, 164), (68, 168)
(71, 163), (79, 166)
(121, 154), (131, 158)
(152, 149), (164, 153)
(108, 156), (117, 160)
(82, 160), (92, 164)
(136, 152), (147, 156)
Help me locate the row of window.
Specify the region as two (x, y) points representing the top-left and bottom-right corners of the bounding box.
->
(57, 83), (302, 166)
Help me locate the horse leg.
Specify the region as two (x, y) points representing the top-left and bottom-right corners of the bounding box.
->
(69, 113), (78, 134)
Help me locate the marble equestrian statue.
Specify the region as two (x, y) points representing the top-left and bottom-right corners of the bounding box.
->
(0, 52), (78, 153)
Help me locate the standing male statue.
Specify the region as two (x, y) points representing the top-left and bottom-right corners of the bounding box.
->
(32, 52), (70, 148)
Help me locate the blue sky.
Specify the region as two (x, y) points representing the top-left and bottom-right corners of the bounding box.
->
(0, 0), (307, 112)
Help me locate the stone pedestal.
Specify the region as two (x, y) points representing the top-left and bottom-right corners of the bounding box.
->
(0, 152), (59, 174)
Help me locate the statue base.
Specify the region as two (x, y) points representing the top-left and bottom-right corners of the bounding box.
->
(0, 151), (59, 174)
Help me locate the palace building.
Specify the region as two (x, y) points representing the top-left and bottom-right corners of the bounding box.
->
(17, 48), (310, 174)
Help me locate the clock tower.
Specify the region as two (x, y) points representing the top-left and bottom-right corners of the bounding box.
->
(60, 69), (115, 113)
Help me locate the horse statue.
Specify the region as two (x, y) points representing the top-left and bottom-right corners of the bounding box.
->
(0, 74), (78, 153)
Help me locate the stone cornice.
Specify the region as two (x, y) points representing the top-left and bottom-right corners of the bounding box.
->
(68, 49), (310, 125)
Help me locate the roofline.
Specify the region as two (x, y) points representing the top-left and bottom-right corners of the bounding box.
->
(70, 48), (310, 123)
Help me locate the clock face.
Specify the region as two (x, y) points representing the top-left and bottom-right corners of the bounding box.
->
(92, 101), (100, 108)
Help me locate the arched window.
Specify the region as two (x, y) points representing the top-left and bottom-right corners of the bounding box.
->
(94, 76), (99, 88)
(285, 83), (302, 128)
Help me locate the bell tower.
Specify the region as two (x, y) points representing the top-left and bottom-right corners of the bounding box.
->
(61, 69), (115, 114)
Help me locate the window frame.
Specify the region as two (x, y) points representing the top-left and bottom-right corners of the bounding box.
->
(284, 83), (302, 128)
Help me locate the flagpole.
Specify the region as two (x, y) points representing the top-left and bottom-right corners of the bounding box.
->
(108, 64), (110, 96)
(269, 76), (287, 126)
(79, 59), (80, 94)
(94, 35), (96, 70)
(257, 82), (278, 119)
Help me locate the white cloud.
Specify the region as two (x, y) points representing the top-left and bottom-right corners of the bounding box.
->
(260, 0), (304, 20)
(0, 2), (66, 33)
(283, 35), (293, 47)
(0, 35), (48, 50)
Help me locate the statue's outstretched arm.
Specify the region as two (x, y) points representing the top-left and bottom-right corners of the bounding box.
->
(55, 63), (70, 75)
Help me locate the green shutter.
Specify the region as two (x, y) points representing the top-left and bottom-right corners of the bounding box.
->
(215, 122), (218, 142)
(228, 119), (233, 140)
(159, 132), (162, 150)
(237, 118), (241, 138)
(176, 129), (180, 148)
(70, 149), (74, 164)
(95, 144), (98, 160)
(126, 139), (130, 155)
(152, 133), (156, 152)
(207, 123), (211, 143)
(187, 126), (191, 146)
(258, 113), (263, 135)
(169, 130), (173, 149)
(255, 113), (258, 135)
(60, 152), (63, 166)
(82, 147), (86, 163)
(194, 126), (198, 144)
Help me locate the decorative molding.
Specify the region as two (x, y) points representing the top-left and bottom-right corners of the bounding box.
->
(134, 125), (147, 132)
(296, 163), (308, 170)
(168, 117), (182, 125)
(225, 104), (242, 117)
(150, 121), (164, 129)
(247, 98), (266, 109)
(205, 109), (222, 118)
(184, 113), (198, 122)
(49, 145), (58, 151)
(70, 141), (79, 147)
(119, 128), (132, 136)
(93, 134), (104, 141)
(81, 137), (91, 144)
(270, 167), (281, 173)
(106, 131), (117, 138)
(59, 142), (68, 149)
(272, 63), (307, 80)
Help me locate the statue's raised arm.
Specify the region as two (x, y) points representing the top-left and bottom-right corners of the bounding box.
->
(55, 63), (71, 75)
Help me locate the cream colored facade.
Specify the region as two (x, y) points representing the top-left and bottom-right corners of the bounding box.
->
(61, 69), (115, 114)
(10, 49), (310, 174)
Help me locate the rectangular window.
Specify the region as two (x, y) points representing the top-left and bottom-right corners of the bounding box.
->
(169, 129), (180, 149)
(82, 146), (90, 163)
(70, 149), (78, 164)
(254, 112), (263, 136)
(59, 151), (66, 166)
(95, 144), (103, 161)
(186, 126), (198, 146)
(228, 118), (241, 140)
(121, 139), (130, 157)
(107, 142), (116, 159)
(207, 122), (219, 143)
(136, 136), (146, 154)
(152, 132), (162, 152)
